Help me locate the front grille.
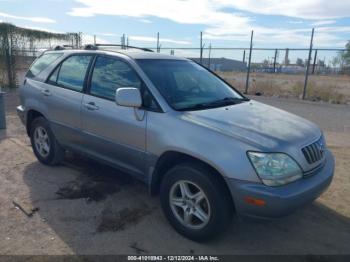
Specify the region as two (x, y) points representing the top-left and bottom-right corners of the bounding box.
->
(302, 137), (325, 164)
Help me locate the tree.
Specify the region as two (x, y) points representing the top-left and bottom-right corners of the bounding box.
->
(318, 59), (325, 67)
(296, 58), (304, 67)
(262, 59), (269, 66)
(331, 56), (341, 68)
(341, 41), (350, 67)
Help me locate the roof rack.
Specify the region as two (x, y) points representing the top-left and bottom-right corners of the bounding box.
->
(53, 45), (76, 50)
(51, 44), (154, 53)
(94, 44), (154, 52)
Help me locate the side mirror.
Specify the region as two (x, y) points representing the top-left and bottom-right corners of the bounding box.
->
(115, 87), (142, 108)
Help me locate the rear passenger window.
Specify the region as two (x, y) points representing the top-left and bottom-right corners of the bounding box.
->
(47, 67), (59, 85)
(56, 55), (92, 92)
(90, 56), (141, 100)
(26, 53), (63, 78)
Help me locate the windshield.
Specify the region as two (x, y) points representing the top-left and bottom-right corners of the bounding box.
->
(136, 59), (247, 111)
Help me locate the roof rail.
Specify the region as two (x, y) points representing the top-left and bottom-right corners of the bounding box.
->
(95, 44), (154, 52)
(84, 44), (98, 50)
(53, 45), (65, 50)
(53, 45), (76, 50)
(52, 44), (154, 52)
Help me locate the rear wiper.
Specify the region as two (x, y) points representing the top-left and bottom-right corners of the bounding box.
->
(178, 97), (248, 111)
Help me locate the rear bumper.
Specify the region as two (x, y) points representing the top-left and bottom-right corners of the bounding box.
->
(227, 149), (334, 219)
(16, 105), (26, 125)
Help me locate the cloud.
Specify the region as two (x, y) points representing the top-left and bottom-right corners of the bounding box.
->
(0, 12), (56, 23)
(139, 18), (152, 23)
(67, 0), (349, 47)
(288, 20), (304, 24)
(311, 20), (337, 26)
(68, 0), (350, 21)
(129, 35), (191, 45)
(216, 0), (350, 20)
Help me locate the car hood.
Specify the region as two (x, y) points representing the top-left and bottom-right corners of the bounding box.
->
(181, 100), (321, 150)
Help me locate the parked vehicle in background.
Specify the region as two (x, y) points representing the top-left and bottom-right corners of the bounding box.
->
(17, 46), (334, 241)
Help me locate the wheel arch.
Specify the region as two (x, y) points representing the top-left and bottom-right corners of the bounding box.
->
(150, 151), (234, 206)
(26, 109), (46, 136)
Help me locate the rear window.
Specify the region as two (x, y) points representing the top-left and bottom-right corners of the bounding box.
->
(26, 53), (63, 78)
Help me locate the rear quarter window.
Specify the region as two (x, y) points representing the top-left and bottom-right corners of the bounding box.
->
(26, 53), (63, 79)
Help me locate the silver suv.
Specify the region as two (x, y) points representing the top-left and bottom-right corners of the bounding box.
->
(17, 46), (334, 241)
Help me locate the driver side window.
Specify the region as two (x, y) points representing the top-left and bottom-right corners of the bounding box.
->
(90, 56), (141, 100)
(89, 56), (159, 110)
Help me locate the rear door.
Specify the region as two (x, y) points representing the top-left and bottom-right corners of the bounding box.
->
(81, 55), (147, 178)
(43, 54), (93, 148)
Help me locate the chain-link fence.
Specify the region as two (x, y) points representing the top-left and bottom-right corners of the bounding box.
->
(1, 23), (349, 104)
(0, 23), (81, 88)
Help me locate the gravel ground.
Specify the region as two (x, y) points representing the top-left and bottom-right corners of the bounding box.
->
(0, 90), (349, 255)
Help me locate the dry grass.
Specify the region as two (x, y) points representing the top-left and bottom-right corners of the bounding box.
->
(218, 72), (350, 104)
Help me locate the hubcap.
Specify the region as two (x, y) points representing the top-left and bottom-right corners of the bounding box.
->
(33, 126), (50, 158)
(169, 180), (211, 229)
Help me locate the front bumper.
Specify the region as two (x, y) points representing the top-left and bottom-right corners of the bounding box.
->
(227, 149), (335, 219)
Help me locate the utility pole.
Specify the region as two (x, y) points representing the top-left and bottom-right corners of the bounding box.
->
(303, 28), (315, 100)
(94, 35), (96, 45)
(242, 50), (246, 63)
(245, 30), (253, 94)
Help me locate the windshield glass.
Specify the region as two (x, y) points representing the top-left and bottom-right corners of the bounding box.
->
(136, 59), (247, 111)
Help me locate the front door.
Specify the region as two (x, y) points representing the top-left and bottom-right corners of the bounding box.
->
(81, 55), (147, 177)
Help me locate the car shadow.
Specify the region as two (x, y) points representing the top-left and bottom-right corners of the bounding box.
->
(22, 155), (350, 255)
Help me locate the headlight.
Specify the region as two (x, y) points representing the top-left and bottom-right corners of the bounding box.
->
(247, 152), (303, 186)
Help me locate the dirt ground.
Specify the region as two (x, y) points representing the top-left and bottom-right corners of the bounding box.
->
(0, 90), (350, 255)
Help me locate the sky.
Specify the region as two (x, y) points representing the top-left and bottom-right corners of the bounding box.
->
(1, 0), (350, 63)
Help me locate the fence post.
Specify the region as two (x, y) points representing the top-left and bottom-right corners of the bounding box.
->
(4, 28), (15, 88)
(208, 44), (212, 69)
(200, 31), (203, 64)
(0, 88), (6, 129)
(156, 32), (160, 53)
(245, 30), (253, 94)
(284, 48), (289, 65)
(312, 49), (318, 74)
(303, 28), (314, 100)
(273, 49), (278, 73)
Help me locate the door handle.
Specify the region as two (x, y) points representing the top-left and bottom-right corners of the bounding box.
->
(84, 101), (99, 110)
(41, 89), (51, 96)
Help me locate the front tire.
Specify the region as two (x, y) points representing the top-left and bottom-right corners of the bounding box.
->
(160, 162), (233, 241)
(30, 117), (64, 165)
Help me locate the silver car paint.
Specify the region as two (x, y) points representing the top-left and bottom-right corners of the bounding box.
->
(18, 49), (334, 218)
(81, 93), (147, 178)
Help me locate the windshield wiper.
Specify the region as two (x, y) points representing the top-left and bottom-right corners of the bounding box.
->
(178, 97), (249, 111)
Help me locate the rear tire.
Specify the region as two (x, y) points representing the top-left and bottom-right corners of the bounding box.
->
(30, 117), (64, 165)
(160, 162), (233, 241)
